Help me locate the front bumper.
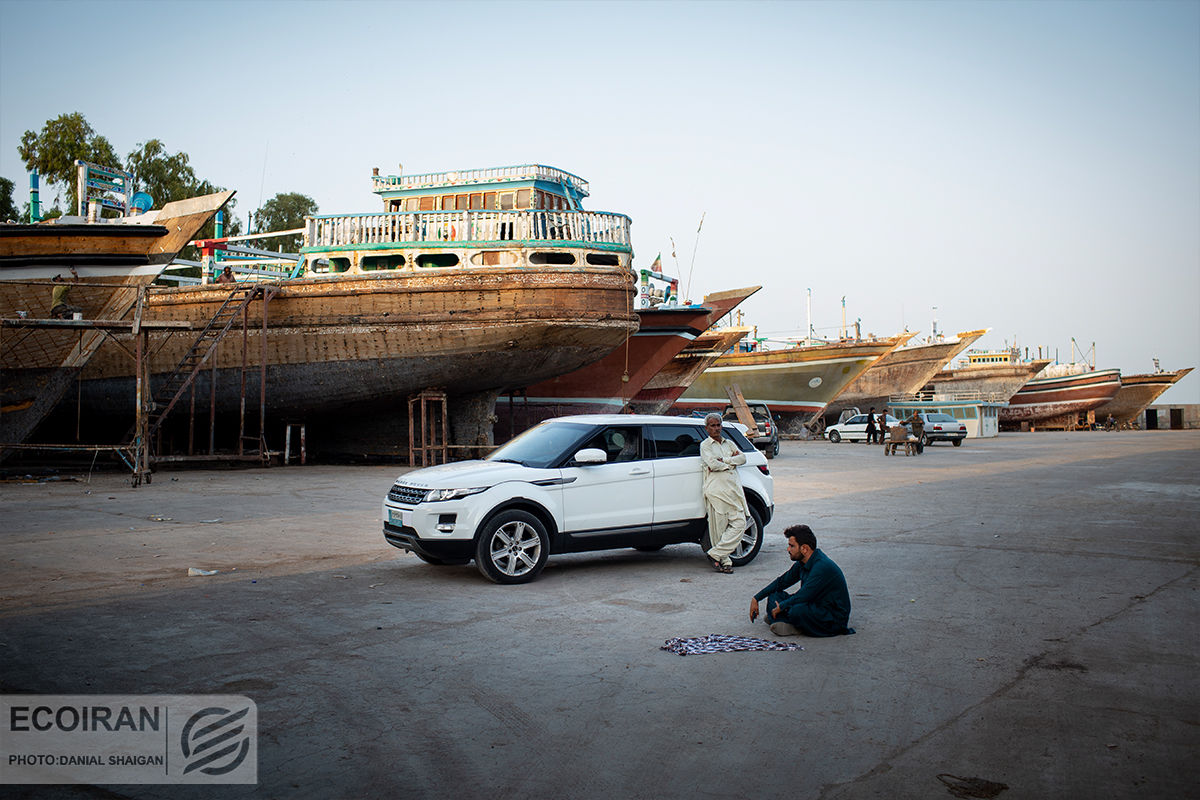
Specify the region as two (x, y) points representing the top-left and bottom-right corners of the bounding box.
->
(383, 522), (475, 561)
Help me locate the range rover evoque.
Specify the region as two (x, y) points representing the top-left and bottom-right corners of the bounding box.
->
(382, 414), (774, 584)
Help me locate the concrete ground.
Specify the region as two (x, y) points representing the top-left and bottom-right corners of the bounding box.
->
(1, 431), (1197, 799)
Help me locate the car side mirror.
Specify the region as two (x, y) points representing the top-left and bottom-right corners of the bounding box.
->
(573, 448), (607, 465)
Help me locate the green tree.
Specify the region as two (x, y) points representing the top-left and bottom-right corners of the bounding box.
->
(252, 192), (317, 253)
(18, 112), (119, 214)
(0, 177), (19, 222)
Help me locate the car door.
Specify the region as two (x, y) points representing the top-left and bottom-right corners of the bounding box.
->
(646, 424), (707, 531)
(844, 414), (867, 441)
(558, 425), (654, 547)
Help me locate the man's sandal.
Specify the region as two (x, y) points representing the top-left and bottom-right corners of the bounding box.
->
(709, 557), (724, 572)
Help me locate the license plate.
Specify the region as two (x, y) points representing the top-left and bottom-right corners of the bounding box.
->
(389, 509), (412, 527)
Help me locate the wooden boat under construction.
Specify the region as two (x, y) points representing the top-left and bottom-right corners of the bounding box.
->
(819, 328), (988, 426)
(675, 333), (911, 431)
(0, 189), (235, 450)
(629, 325), (753, 415)
(73, 165), (638, 449)
(1000, 364), (1122, 428)
(1091, 367), (1193, 425)
(496, 284), (761, 434)
(921, 348), (1052, 403)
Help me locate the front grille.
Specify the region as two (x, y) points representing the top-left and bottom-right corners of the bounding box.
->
(388, 484), (426, 504)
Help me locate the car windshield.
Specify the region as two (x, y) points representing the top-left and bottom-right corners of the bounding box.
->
(487, 421), (593, 468)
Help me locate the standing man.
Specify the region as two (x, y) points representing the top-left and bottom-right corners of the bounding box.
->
(877, 409), (889, 446)
(864, 407), (877, 445)
(749, 524), (854, 636)
(701, 412), (747, 574)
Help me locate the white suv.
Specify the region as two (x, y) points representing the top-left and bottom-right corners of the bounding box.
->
(382, 414), (775, 584)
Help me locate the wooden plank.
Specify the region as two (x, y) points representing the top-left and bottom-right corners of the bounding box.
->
(724, 383), (761, 436)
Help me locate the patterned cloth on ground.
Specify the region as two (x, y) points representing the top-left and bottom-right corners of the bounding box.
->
(661, 633), (804, 656)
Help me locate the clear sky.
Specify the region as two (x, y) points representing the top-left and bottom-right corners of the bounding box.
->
(2, 0), (1197, 404)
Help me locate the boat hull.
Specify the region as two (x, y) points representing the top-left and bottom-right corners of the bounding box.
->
(922, 360), (1052, 402)
(1, 191), (234, 448)
(630, 327), (752, 415)
(498, 305), (713, 427)
(77, 266), (638, 418)
(1092, 369), (1194, 424)
(822, 330), (987, 422)
(675, 338), (904, 427)
(1000, 368), (1122, 423)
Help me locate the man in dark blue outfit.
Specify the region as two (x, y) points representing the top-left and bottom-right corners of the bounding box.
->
(749, 524), (855, 637)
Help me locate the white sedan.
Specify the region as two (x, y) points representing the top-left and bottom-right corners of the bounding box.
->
(827, 413), (904, 443)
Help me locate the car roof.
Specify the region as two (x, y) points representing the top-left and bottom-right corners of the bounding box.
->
(548, 414), (724, 426)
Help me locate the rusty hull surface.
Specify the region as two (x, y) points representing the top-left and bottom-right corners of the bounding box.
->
(76, 266), (637, 416)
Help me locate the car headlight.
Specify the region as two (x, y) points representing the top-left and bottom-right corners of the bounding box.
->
(424, 486), (488, 502)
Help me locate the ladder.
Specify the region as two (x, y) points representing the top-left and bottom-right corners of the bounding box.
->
(138, 285), (264, 441)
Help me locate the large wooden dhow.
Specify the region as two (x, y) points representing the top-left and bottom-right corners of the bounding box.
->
(921, 348), (1052, 402)
(629, 326), (753, 415)
(75, 165), (637, 446)
(999, 364), (1122, 429)
(819, 328), (988, 426)
(1091, 367), (1193, 426)
(0, 190), (235, 450)
(675, 333), (911, 431)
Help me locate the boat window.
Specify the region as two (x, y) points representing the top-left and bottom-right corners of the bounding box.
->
(441, 195), (455, 211)
(387, 200), (402, 212)
(471, 251), (517, 266)
(306, 257), (331, 274)
(516, 189), (531, 208)
(529, 252), (576, 266)
(586, 253), (620, 266)
(469, 193), (483, 209)
(416, 253), (460, 268)
(362, 254), (406, 271)
(483, 192), (497, 210)
(499, 192), (514, 210)
(419, 196), (435, 211)
(328, 257), (351, 274)
(456, 194), (468, 210)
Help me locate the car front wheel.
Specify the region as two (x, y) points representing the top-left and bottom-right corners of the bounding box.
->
(475, 510), (549, 584)
(729, 505), (765, 567)
(828, 430), (841, 443)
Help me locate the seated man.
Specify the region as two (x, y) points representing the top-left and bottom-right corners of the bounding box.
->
(749, 524), (855, 637)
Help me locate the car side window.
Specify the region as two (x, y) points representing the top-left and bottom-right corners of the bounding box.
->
(578, 425), (644, 463)
(648, 425), (704, 458)
(848, 415), (864, 424)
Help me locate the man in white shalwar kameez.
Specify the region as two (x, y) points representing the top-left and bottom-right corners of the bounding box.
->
(700, 413), (748, 573)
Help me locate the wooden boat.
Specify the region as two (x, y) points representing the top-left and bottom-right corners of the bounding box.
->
(0, 190), (235, 449)
(75, 165), (638, 447)
(1000, 364), (1122, 427)
(820, 328), (988, 425)
(497, 284), (761, 431)
(629, 326), (753, 415)
(675, 333), (911, 430)
(921, 348), (1052, 402)
(1091, 367), (1193, 425)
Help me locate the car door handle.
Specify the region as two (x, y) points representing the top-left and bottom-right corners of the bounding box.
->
(629, 467), (651, 475)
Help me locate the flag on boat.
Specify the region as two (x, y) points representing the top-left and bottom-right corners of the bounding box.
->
(649, 253), (662, 272)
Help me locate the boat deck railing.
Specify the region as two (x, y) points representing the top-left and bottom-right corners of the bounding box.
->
(305, 210), (631, 250)
(370, 165), (589, 194)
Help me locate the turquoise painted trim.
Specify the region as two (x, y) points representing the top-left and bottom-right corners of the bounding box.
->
(300, 239), (632, 255)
